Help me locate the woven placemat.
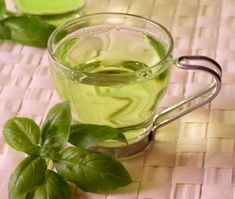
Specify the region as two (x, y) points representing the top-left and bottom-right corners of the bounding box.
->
(1, 0), (235, 198)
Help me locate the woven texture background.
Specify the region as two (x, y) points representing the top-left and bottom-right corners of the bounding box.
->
(0, 0), (235, 198)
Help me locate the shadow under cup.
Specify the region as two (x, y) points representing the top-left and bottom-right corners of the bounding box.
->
(48, 13), (222, 158)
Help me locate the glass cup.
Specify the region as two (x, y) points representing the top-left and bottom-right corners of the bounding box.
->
(48, 13), (222, 157)
(12, 0), (86, 26)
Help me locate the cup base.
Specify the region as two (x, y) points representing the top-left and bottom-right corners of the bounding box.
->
(90, 132), (153, 158)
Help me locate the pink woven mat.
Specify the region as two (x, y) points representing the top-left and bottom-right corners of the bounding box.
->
(1, 0), (235, 198)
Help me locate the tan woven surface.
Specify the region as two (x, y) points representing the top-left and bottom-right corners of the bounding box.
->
(0, 0), (235, 198)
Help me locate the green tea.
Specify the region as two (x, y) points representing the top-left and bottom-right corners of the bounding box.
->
(51, 25), (171, 145)
(14, 0), (86, 26)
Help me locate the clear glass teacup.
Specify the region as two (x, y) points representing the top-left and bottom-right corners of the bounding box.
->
(12, 0), (86, 26)
(48, 13), (222, 157)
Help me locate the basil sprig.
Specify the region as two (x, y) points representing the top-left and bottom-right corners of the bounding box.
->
(3, 101), (131, 199)
(0, 0), (55, 47)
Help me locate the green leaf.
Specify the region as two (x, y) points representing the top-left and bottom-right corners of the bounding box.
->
(0, 20), (11, 39)
(4, 16), (55, 47)
(29, 170), (70, 199)
(69, 124), (127, 148)
(54, 37), (78, 66)
(3, 117), (40, 155)
(146, 35), (166, 58)
(121, 61), (148, 71)
(40, 101), (71, 156)
(0, 0), (7, 19)
(8, 156), (47, 198)
(54, 147), (132, 193)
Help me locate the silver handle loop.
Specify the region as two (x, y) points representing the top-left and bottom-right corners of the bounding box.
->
(153, 55), (222, 130)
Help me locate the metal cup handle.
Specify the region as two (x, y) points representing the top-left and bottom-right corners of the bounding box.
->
(152, 55), (222, 130)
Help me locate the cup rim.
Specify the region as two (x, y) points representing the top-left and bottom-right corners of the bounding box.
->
(48, 12), (174, 79)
